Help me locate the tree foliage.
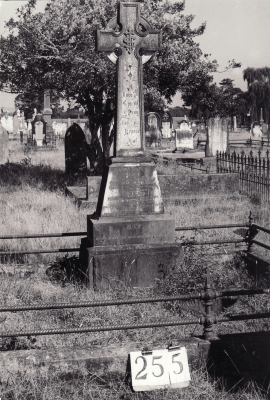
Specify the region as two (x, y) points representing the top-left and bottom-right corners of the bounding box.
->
(0, 0), (219, 171)
(185, 78), (248, 121)
(243, 67), (270, 123)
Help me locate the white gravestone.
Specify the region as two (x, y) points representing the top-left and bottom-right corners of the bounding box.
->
(206, 117), (229, 156)
(175, 121), (193, 149)
(35, 121), (44, 146)
(161, 111), (172, 138)
(252, 123), (262, 139)
(1, 115), (13, 133)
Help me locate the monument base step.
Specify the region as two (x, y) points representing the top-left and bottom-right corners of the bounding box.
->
(79, 240), (182, 289)
(151, 151), (205, 160)
(87, 215), (175, 246)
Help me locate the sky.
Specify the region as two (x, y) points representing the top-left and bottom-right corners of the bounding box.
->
(0, 0), (270, 110)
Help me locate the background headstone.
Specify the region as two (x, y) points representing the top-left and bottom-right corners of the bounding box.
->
(52, 121), (68, 139)
(43, 90), (54, 146)
(13, 114), (21, 135)
(161, 111), (172, 138)
(175, 120), (193, 150)
(261, 123), (268, 135)
(206, 117), (229, 157)
(252, 121), (262, 138)
(0, 123), (9, 164)
(32, 114), (46, 146)
(191, 121), (198, 136)
(233, 116), (237, 132)
(0, 114), (13, 133)
(65, 122), (88, 174)
(145, 112), (161, 147)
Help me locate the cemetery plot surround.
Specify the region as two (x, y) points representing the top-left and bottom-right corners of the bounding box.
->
(82, 2), (179, 288)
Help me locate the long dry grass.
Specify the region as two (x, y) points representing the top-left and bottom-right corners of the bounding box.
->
(1, 139), (270, 398)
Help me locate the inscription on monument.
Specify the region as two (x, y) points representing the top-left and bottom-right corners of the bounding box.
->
(120, 60), (140, 149)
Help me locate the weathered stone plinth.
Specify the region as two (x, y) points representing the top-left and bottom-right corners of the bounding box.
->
(88, 215), (175, 246)
(96, 161), (164, 217)
(80, 240), (182, 289)
(80, 160), (176, 288)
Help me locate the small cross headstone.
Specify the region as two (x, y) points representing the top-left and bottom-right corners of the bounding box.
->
(0, 122), (9, 164)
(65, 122), (88, 174)
(161, 111), (172, 138)
(175, 120), (193, 150)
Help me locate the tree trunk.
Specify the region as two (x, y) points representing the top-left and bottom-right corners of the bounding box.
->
(85, 98), (114, 175)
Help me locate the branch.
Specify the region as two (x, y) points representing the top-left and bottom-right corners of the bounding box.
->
(21, 25), (60, 55)
(216, 59), (242, 73)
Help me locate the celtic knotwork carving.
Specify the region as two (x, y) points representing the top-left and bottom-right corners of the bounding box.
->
(123, 28), (135, 54)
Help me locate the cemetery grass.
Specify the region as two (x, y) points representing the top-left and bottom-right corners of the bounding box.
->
(1, 141), (270, 398)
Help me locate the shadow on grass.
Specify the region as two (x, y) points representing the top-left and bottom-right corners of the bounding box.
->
(207, 331), (270, 394)
(0, 162), (87, 192)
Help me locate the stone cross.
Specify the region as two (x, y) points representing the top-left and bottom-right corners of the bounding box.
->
(43, 89), (54, 145)
(97, 2), (161, 158)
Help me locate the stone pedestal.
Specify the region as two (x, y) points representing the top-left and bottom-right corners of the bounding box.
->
(80, 159), (176, 288)
(96, 161), (164, 217)
(80, 240), (182, 289)
(88, 215), (175, 246)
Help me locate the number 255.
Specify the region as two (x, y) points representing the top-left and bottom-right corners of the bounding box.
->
(135, 353), (183, 380)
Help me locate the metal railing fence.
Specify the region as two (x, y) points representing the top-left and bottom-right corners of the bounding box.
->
(0, 268), (269, 341)
(0, 222), (248, 256)
(217, 150), (270, 202)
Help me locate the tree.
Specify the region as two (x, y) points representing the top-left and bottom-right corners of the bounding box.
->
(184, 77), (248, 122)
(243, 67), (270, 123)
(0, 0), (218, 172)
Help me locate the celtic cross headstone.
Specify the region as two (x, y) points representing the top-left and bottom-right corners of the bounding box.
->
(97, 2), (161, 157)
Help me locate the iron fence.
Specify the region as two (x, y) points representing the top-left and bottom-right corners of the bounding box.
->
(0, 268), (269, 341)
(0, 222), (248, 256)
(217, 150), (270, 202)
(0, 215), (270, 341)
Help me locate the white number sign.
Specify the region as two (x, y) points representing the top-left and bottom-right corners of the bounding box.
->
(130, 347), (190, 392)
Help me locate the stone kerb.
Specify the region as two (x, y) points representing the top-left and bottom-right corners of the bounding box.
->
(205, 117), (229, 157)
